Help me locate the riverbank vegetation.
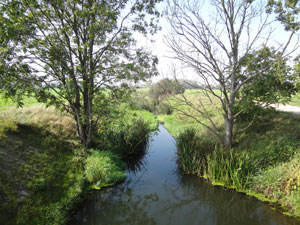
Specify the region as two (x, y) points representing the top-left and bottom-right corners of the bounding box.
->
(0, 0), (162, 224)
(0, 94), (158, 225)
(154, 0), (300, 218)
(1, 0), (300, 223)
(136, 86), (300, 218)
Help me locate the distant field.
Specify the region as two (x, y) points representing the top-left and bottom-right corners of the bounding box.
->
(0, 94), (40, 111)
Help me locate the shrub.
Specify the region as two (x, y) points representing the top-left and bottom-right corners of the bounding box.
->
(127, 92), (155, 112)
(150, 78), (185, 104)
(177, 128), (215, 174)
(155, 103), (173, 115)
(101, 118), (151, 157)
(85, 150), (126, 189)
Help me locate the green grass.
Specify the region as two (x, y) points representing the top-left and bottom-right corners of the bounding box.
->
(288, 93), (300, 106)
(125, 108), (158, 131)
(0, 106), (132, 225)
(85, 150), (126, 189)
(0, 94), (40, 111)
(0, 94), (158, 225)
(251, 153), (300, 216)
(0, 119), (86, 225)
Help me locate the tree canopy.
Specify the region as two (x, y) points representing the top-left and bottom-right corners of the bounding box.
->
(150, 78), (184, 103)
(0, 0), (161, 146)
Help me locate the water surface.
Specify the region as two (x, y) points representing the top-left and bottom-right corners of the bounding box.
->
(72, 125), (299, 225)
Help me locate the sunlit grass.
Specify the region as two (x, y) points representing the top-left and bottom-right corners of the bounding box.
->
(0, 93), (40, 111)
(288, 93), (300, 106)
(85, 150), (126, 189)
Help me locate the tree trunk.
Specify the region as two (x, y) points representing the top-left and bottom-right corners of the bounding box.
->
(224, 98), (234, 151)
(73, 105), (92, 147)
(224, 116), (234, 151)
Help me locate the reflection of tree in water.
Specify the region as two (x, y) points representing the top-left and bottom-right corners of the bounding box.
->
(160, 174), (297, 225)
(123, 132), (159, 173)
(123, 131), (160, 173)
(123, 148), (148, 173)
(71, 181), (158, 225)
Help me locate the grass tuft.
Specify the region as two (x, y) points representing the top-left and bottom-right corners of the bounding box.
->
(85, 150), (126, 189)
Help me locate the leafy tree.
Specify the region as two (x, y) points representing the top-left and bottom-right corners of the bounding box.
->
(267, 0), (300, 32)
(238, 46), (295, 105)
(0, 0), (161, 147)
(150, 78), (184, 104)
(235, 46), (296, 122)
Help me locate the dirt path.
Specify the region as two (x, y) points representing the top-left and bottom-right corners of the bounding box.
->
(269, 103), (300, 114)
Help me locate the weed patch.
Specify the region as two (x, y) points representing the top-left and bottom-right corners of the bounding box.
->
(85, 150), (126, 189)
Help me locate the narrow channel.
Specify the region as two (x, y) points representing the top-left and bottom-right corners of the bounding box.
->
(71, 125), (299, 225)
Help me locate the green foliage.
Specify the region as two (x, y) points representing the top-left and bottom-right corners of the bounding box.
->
(126, 109), (159, 131)
(150, 78), (185, 104)
(267, 0), (300, 31)
(85, 150), (126, 189)
(235, 46), (296, 120)
(128, 90), (174, 115)
(205, 148), (254, 192)
(176, 128), (215, 174)
(126, 90), (156, 112)
(176, 128), (253, 192)
(252, 153), (300, 216)
(0, 0), (161, 146)
(155, 103), (174, 115)
(100, 118), (151, 157)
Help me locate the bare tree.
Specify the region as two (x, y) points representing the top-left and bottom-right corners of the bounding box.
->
(165, 0), (298, 150)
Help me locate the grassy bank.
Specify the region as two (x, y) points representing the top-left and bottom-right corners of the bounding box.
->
(153, 90), (300, 218)
(0, 96), (158, 225)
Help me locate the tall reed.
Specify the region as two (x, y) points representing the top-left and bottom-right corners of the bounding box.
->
(204, 147), (253, 191)
(177, 128), (215, 174)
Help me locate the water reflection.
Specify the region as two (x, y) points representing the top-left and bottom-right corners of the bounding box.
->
(71, 125), (300, 225)
(161, 175), (298, 225)
(72, 182), (158, 225)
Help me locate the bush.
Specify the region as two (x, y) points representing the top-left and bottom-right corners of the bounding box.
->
(150, 78), (185, 103)
(85, 150), (126, 189)
(127, 92), (155, 112)
(155, 103), (173, 115)
(101, 118), (151, 157)
(176, 128), (215, 174)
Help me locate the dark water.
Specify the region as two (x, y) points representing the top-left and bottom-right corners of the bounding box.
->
(71, 125), (300, 225)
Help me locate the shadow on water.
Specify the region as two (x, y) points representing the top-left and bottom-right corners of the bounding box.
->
(70, 125), (300, 225)
(123, 146), (148, 173)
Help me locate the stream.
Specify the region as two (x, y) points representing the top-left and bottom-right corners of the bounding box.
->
(71, 125), (299, 225)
